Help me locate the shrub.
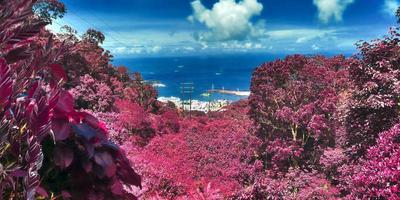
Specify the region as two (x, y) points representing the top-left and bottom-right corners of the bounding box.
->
(345, 28), (400, 159)
(249, 55), (350, 171)
(115, 99), (180, 146)
(70, 74), (114, 112)
(349, 123), (400, 199)
(42, 91), (141, 199)
(0, 1), (141, 199)
(124, 73), (158, 112)
(232, 168), (340, 200)
(125, 118), (261, 198)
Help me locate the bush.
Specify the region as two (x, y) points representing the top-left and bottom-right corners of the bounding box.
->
(232, 168), (340, 200)
(70, 74), (114, 112)
(125, 118), (261, 198)
(349, 123), (400, 199)
(0, 1), (141, 199)
(345, 29), (400, 159)
(249, 55), (350, 171)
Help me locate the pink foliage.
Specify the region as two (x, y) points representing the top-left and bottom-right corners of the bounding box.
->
(233, 168), (340, 200)
(125, 118), (261, 199)
(349, 123), (400, 199)
(70, 74), (114, 112)
(86, 111), (129, 144)
(249, 55), (350, 171)
(345, 28), (400, 159)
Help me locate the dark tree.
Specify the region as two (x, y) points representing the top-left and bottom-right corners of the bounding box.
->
(33, 0), (66, 23)
(83, 28), (106, 44)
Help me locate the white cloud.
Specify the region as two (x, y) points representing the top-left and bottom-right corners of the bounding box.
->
(149, 45), (162, 53)
(267, 28), (337, 43)
(312, 44), (320, 50)
(188, 0), (265, 41)
(183, 46), (195, 51)
(313, 0), (355, 23)
(383, 0), (399, 16)
(110, 45), (163, 55)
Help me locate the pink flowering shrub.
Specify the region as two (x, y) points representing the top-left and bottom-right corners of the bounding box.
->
(349, 123), (400, 199)
(345, 28), (400, 159)
(125, 118), (261, 199)
(70, 74), (114, 112)
(115, 99), (180, 146)
(86, 111), (129, 144)
(123, 73), (159, 112)
(232, 168), (340, 200)
(249, 55), (350, 171)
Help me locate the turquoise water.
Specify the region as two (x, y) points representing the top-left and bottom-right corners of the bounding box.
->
(113, 53), (283, 101)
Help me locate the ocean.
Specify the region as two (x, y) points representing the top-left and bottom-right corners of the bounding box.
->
(113, 53), (283, 101)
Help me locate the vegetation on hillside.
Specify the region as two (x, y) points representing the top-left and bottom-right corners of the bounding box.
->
(0, 0), (399, 199)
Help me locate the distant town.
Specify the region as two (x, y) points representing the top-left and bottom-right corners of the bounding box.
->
(158, 96), (230, 112)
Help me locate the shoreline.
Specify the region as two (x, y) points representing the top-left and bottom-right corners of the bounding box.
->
(158, 96), (231, 112)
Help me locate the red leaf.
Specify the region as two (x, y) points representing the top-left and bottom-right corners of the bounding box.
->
(55, 91), (75, 115)
(52, 119), (71, 141)
(83, 112), (99, 129)
(49, 64), (67, 81)
(111, 180), (124, 195)
(94, 151), (116, 178)
(0, 58), (12, 107)
(36, 186), (49, 198)
(10, 169), (27, 177)
(61, 191), (72, 199)
(54, 146), (74, 169)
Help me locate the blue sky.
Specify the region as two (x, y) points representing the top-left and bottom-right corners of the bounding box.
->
(49, 0), (400, 57)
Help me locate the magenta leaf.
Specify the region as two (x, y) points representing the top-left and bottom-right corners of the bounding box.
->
(61, 191), (72, 199)
(55, 91), (75, 115)
(54, 146), (74, 169)
(10, 169), (27, 178)
(52, 119), (71, 141)
(94, 151), (116, 178)
(49, 64), (67, 81)
(111, 180), (124, 195)
(35, 186), (49, 198)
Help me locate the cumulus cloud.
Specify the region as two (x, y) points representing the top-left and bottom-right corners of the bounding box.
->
(383, 0), (399, 16)
(313, 0), (355, 23)
(188, 0), (265, 41)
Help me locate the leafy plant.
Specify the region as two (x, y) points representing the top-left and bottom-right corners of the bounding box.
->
(345, 28), (400, 159)
(0, 1), (141, 199)
(249, 55), (350, 171)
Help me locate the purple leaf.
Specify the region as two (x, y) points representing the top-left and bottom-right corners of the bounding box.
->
(72, 124), (97, 140)
(111, 180), (124, 195)
(55, 91), (75, 115)
(10, 169), (27, 178)
(52, 119), (71, 141)
(54, 146), (74, 169)
(83, 160), (93, 173)
(94, 151), (116, 178)
(117, 156), (142, 188)
(83, 112), (99, 129)
(61, 191), (72, 199)
(35, 186), (48, 198)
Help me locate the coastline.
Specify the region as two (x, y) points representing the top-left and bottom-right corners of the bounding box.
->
(158, 96), (231, 112)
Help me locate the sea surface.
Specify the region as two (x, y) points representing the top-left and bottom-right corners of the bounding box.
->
(113, 53), (284, 101)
